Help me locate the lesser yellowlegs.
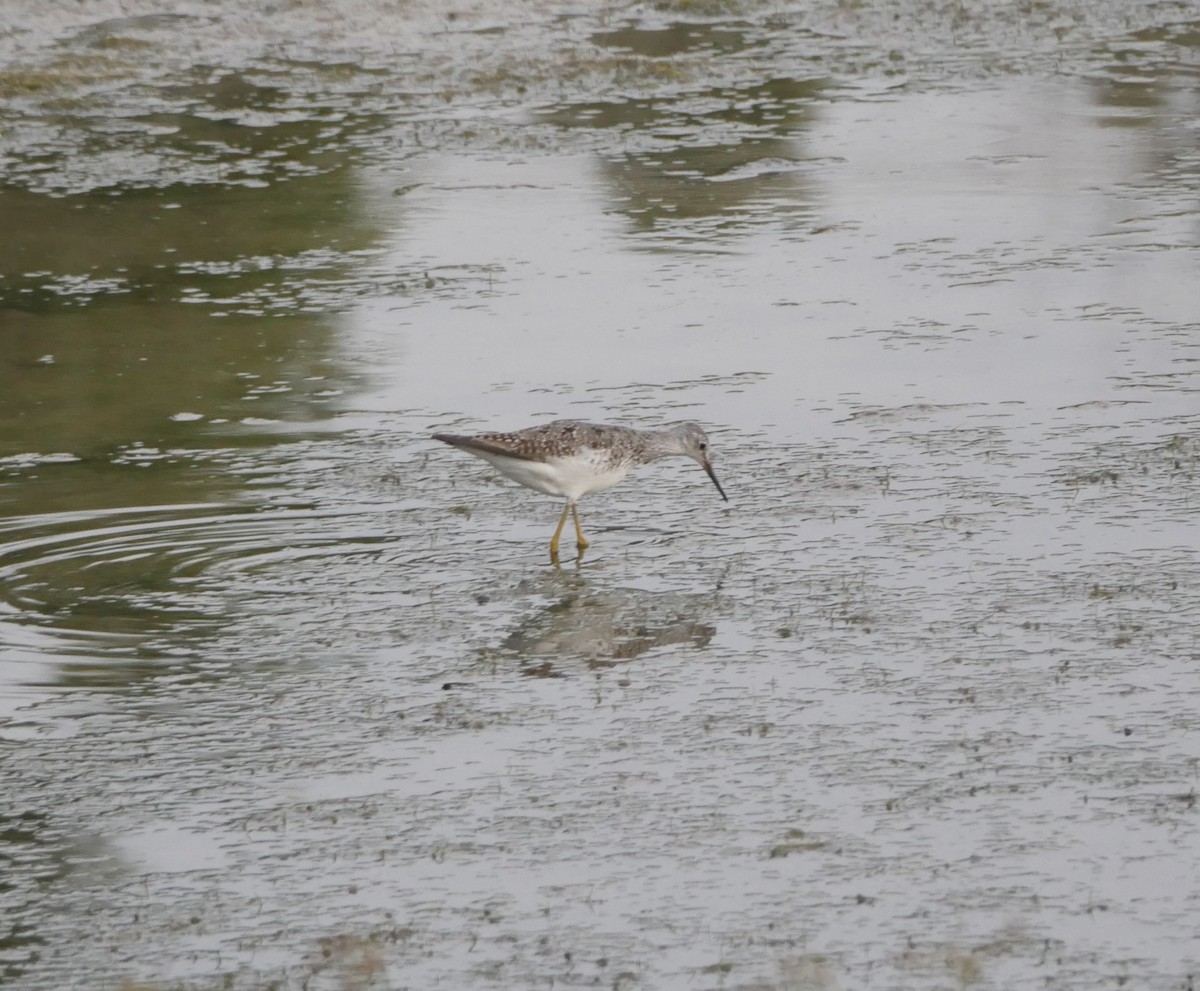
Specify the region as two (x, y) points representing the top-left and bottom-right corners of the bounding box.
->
(433, 419), (728, 560)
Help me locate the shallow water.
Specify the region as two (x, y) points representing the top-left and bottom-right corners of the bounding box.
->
(2, 2), (1199, 989)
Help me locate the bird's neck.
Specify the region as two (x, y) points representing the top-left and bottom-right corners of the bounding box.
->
(639, 429), (686, 461)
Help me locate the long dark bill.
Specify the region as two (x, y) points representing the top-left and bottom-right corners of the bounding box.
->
(702, 460), (729, 502)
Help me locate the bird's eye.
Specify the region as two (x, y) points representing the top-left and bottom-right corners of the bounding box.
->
(699, 443), (707, 451)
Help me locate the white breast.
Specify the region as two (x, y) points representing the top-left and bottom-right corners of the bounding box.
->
(476, 449), (632, 502)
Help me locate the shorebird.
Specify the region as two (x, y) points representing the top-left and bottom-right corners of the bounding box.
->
(433, 419), (728, 560)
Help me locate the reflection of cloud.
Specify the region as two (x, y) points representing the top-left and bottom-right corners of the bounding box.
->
(599, 138), (815, 237)
(537, 75), (824, 240)
(492, 589), (716, 677)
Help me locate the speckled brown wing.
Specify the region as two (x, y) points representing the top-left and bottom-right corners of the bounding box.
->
(431, 432), (540, 461)
(434, 420), (631, 463)
(510, 421), (638, 459)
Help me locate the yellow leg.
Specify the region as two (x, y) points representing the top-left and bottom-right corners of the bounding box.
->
(549, 503), (571, 561)
(571, 505), (590, 550)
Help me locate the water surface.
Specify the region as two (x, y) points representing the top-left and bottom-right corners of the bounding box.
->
(2, 2), (1199, 989)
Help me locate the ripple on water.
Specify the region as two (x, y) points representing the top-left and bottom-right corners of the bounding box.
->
(0, 501), (403, 697)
